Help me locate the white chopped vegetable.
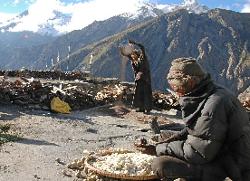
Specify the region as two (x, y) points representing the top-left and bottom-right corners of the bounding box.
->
(92, 152), (156, 176)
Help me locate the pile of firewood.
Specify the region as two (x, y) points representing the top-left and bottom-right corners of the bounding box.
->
(0, 71), (179, 111)
(0, 79), (51, 108)
(0, 70), (90, 81)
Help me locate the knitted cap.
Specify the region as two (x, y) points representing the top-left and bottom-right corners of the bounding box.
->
(167, 57), (206, 79)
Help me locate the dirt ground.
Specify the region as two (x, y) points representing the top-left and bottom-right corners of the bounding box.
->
(0, 104), (182, 181)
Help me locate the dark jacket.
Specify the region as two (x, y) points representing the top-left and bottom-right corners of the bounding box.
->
(156, 75), (250, 172)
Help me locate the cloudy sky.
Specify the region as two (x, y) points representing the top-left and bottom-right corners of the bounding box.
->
(0, 0), (249, 32)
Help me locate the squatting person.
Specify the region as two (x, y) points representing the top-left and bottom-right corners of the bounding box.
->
(137, 57), (250, 181)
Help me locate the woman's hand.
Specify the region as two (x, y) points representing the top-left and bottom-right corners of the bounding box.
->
(135, 72), (143, 80)
(134, 138), (156, 155)
(136, 145), (156, 155)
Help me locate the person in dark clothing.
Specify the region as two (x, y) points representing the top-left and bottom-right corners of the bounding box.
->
(120, 40), (152, 113)
(136, 57), (250, 181)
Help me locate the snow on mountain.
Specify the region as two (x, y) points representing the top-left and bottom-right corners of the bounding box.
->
(160, 0), (209, 14)
(36, 11), (71, 35)
(0, 10), (28, 33)
(121, 2), (164, 19)
(0, 10), (71, 36)
(0, 0), (208, 36)
(119, 0), (208, 20)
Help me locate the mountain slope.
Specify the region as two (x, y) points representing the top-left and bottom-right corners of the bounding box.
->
(58, 9), (250, 94)
(30, 14), (159, 70)
(0, 31), (54, 48)
(0, 13), (156, 70)
(0, 31), (54, 69)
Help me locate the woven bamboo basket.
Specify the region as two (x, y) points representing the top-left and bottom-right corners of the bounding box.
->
(120, 44), (134, 56)
(84, 149), (158, 180)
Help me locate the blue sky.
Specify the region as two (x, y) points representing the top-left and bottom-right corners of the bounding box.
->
(0, 0), (80, 13)
(0, 0), (249, 14)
